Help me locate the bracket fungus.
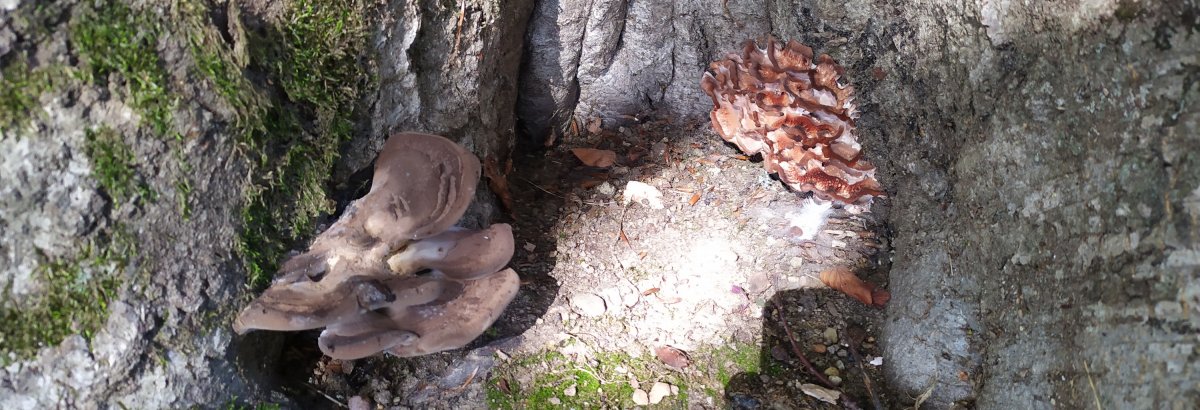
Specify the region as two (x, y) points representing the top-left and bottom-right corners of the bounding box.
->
(233, 132), (520, 360)
(701, 38), (884, 205)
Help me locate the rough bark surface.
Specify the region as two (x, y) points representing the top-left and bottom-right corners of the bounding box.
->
(519, 0), (1200, 407)
(340, 0), (532, 182)
(0, 0), (531, 407)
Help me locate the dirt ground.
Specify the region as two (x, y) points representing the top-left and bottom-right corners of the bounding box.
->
(278, 114), (897, 409)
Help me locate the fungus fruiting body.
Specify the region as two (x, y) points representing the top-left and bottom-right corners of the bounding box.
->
(233, 132), (519, 360)
(700, 38), (884, 205)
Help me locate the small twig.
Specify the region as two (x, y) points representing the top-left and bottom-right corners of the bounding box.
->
(769, 300), (835, 388)
(1084, 360), (1103, 410)
(844, 326), (884, 410)
(450, 0), (467, 58)
(450, 365), (481, 393)
(303, 382), (347, 408)
(517, 176), (615, 206)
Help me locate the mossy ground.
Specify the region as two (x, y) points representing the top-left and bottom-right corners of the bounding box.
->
(485, 342), (775, 408)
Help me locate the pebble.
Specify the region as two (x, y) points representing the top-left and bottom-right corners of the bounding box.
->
(597, 182), (616, 196)
(548, 397), (562, 405)
(649, 382), (672, 404)
(564, 384), (577, 397)
(824, 367), (840, 378)
(837, 350), (848, 358)
(829, 375), (843, 386)
(812, 344), (827, 353)
(570, 293), (607, 317)
(633, 389), (650, 405)
(823, 328), (839, 344)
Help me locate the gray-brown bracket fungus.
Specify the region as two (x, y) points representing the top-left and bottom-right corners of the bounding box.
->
(233, 132), (519, 360)
(701, 38), (884, 205)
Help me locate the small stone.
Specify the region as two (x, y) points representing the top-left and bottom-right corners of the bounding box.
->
(812, 344), (827, 353)
(597, 181), (616, 196)
(837, 349), (848, 357)
(570, 293), (607, 317)
(829, 375), (843, 386)
(649, 382), (672, 404)
(524, 242), (537, 252)
(788, 257), (804, 268)
(824, 367), (840, 378)
(633, 389), (650, 405)
(564, 384), (577, 397)
(823, 328), (838, 344)
(548, 397), (562, 405)
(836, 360), (845, 370)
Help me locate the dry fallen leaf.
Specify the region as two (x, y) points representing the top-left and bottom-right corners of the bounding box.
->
(799, 383), (842, 405)
(819, 267), (888, 307)
(571, 148), (617, 167)
(587, 117), (602, 134)
(654, 346), (691, 369)
(483, 156), (514, 216)
(641, 287), (660, 296)
(689, 192), (701, 206)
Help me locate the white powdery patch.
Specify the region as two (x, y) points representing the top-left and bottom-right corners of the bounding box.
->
(785, 198), (834, 240)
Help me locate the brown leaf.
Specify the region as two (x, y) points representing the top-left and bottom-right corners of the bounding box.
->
(571, 148), (617, 167)
(819, 267), (888, 307)
(641, 287), (660, 296)
(587, 117), (602, 134)
(483, 157), (515, 216)
(638, 251), (648, 260)
(579, 179), (605, 189)
(689, 192), (701, 206)
(570, 117), (580, 137)
(655, 346), (691, 369)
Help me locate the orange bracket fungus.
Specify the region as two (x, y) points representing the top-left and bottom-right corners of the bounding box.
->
(701, 38), (884, 205)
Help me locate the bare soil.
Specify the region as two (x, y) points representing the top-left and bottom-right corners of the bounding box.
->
(284, 114), (896, 409)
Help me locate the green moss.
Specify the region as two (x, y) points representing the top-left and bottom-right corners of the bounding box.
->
(488, 348), (691, 408)
(85, 126), (157, 206)
(0, 227), (133, 364)
(0, 62), (70, 135)
(72, 1), (176, 137)
(233, 0), (374, 288)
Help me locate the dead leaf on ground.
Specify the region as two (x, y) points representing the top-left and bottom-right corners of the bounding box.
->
(570, 117), (580, 137)
(618, 227), (631, 247)
(654, 346), (691, 369)
(571, 148), (617, 167)
(587, 117), (602, 133)
(483, 156), (514, 216)
(689, 192), (701, 206)
(641, 287), (660, 296)
(579, 178), (605, 189)
(819, 267), (889, 307)
(799, 383), (842, 405)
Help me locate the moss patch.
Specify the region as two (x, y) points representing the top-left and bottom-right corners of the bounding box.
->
(72, 0), (176, 137)
(0, 62), (70, 134)
(487, 347), (690, 408)
(85, 126), (157, 206)
(0, 227), (133, 364)
(227, 0), (375, 288)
